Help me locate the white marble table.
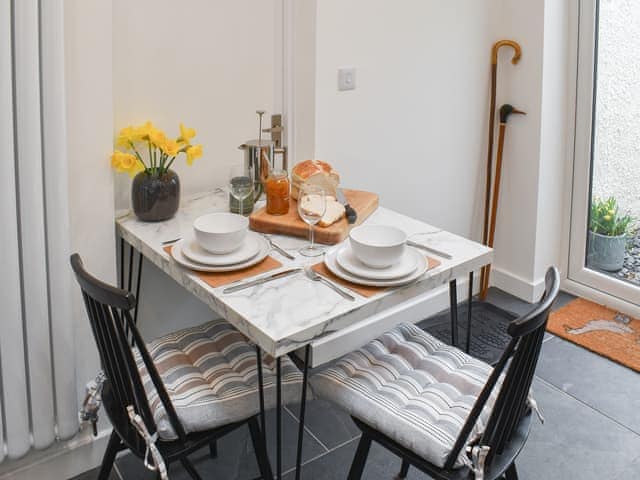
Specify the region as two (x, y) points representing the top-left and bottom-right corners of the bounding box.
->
(116, 190), (493, 364)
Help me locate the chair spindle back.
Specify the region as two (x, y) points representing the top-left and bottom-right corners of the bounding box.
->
(444, 266), (560, 470)
(70, 254), (187, 452)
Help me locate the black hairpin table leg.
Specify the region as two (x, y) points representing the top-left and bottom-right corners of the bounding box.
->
(466, 271), (474, 353)
(276, 357), (282, 480)
(119, 237), (125, 289)
(449, 279), (458, 347)
(133, 248), (143, 325)
(295, 345), (311, 480)
(255, 346), (267, 446)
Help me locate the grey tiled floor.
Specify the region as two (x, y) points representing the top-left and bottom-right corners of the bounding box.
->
(70, 288), (640, 479)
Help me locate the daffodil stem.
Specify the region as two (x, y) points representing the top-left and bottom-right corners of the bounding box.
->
(148, 141), (155, 174)
(160, 153), (166, 173)
(128, 141), (148, 169)
(165, 156), (176, 171)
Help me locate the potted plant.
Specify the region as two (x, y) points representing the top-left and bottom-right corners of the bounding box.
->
(588, 196), (634, 271)
(111, 122), (203, 221)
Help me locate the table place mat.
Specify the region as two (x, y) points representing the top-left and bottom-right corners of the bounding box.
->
(163, 246), (283, 288)
(312, 257), (441, 298)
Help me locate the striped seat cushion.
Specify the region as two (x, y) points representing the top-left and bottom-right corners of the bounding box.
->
(137, 319), (303, 440)
(310, 322), (500, 469)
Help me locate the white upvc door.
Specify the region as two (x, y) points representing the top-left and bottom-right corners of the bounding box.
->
(567, 0), (640, 310)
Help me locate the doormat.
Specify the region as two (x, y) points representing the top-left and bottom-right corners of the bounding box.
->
(420, 301), (517, 366)
(547, 297), (640, 373)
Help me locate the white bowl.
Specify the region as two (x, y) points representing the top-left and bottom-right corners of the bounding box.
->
(193, 213), (249, 254)
(349, 225), (407, 269)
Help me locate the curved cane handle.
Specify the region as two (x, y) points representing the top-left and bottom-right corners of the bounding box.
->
(491, 40), (522, 65)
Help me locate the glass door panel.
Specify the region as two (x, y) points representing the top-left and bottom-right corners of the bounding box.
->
(569, 0), (640, 306)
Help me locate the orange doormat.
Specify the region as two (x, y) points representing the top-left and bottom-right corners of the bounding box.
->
(547, 298), (640, 372)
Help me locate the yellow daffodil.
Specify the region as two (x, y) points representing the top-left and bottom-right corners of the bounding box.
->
(162, 139), (180, 157)
(148, 128), (167, 148)
(177, 123), (196, 146)
(111, 151), (143, 177)
(136, 121), (156, 141)
(185, 144), (203, 165)
(112, 121), (204, 176)
(116, 126), (137, 148)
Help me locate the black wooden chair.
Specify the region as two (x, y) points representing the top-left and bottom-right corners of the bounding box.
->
(311, 266), (559, 480)
(70, 253), (287, 480)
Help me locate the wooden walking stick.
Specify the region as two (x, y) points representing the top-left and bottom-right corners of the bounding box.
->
(480, 104), (526, 299)
(480, 40), (522, 293)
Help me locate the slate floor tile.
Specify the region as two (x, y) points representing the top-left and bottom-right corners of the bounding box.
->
(116, 406), (326, 480)
(515, 377), (640, 480)
(483, 288), (535, 316)
(536, 335), (640, 434)
(484, 287), (575, 316)
(285, 399), (361, 449)
(68, 466), (119, 480)
(283, 437), (431, 480)
(613, 454), (640, 479)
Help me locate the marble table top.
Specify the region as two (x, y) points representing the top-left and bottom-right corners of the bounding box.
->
(116, 190), (492, 359)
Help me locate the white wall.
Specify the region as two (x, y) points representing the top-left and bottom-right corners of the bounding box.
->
(490, 0), (570, 297)
(315, 0), (500, 241)
(315, 0), (570, 301)
(112, 0), (279, 210)
(534, 0), (571, 282)
(290, 0), (317, 161)
(488, 0), (545, 297)
(64, 0), (116, 424)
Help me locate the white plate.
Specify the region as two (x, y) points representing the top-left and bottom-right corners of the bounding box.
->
(336, 245), (417, 280)
(324, 246), (429, 287)
(182, 232), (260, 266)
(171, 235), (270, 272)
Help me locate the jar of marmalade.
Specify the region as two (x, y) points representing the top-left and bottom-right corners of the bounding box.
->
(265, 169), (290, 215)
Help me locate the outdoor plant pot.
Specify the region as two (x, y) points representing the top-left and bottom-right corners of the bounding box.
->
(132, 169), (180, 222)
(588, 231), (627, 272)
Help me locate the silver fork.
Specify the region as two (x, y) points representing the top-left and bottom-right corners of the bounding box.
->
(304, 266), (355, 301)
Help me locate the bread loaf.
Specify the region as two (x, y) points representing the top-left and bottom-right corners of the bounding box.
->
(291, 160), (340, 200)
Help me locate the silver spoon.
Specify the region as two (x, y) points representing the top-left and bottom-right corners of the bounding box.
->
(265, 235), (295, 260)
(304, 266), (355, 301)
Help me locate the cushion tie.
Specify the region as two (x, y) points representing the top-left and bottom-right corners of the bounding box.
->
(527, 394), (545, 424)
(127, 405), (168, 480)
(465, 445), (490, 480)
(79, 371), (106, 436)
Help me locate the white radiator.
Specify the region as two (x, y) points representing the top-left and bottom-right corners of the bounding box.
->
(0, 0), (78, 462)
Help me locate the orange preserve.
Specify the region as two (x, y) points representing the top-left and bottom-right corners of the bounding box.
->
(265, 169), (290, 215)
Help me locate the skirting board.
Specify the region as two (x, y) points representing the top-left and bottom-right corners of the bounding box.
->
(0, 428), (110, 480)
(490, 267), (545, 303)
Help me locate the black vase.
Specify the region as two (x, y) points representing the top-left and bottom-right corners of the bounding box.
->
(131, 170), (180, 222)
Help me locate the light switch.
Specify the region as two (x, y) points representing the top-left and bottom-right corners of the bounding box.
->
(338, 67), (356, 91)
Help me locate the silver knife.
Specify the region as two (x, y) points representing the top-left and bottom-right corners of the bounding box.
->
(406, 240), (453, 260)
(336, 188), (357, 224)
(222, 268), (302, 294)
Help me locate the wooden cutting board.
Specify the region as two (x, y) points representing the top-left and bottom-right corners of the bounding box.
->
(249, 189), (379, 245)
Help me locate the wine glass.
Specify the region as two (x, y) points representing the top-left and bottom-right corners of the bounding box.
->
(297, 184), (326, 257)
(229, 164), (253, 216)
